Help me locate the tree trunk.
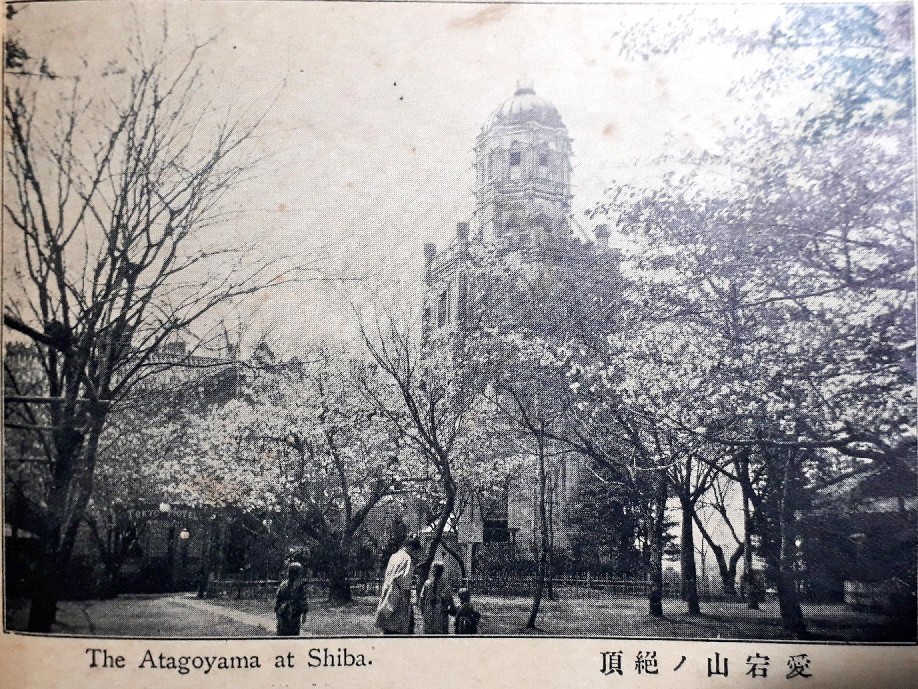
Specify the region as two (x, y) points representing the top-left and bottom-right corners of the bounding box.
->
(648, 474), (668, 618)
(726, 544), (744, 597)
(527, 551), (548, 631)
(678, 495), (701, 615)
(28, 419), (101, 632)
(27, 549), (64, 632)
(545, 466), (556, 601)
(439, 538), (466, 579)
(326, 553), (353, 606)
(86, 520), (122, 599)
(526, 433), (550, 630)
(321, 529), (355, 605)
(98, 558), (121, 599)
(691, 510), (742, 596)
(418, 477), (456, 588)
(738, 453), (761, 610)
(197, 517), (220, 598)
(776, 454), (807, 637)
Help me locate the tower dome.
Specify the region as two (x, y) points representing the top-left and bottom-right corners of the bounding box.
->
(485, 85), (565, 130)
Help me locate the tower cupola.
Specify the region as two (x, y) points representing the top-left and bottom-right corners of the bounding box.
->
(473, 81), (573, 248)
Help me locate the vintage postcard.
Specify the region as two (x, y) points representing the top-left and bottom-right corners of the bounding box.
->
(2, 0), (916, 687)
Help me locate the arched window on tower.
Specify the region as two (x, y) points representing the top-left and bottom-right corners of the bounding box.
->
(509, 141), (522, 180)
(538, 150), (551, 179)
(438, 285), (450, 327)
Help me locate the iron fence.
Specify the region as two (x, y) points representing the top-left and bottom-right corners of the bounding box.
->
(207, 573), (729, 601)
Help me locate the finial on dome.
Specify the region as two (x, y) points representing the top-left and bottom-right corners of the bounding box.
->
(515, 76), (535, 96)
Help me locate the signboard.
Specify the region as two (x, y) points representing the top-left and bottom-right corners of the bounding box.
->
(456, 499), (483, 544)
(507, 485), (532, 531)
(117, 503), (202, 525)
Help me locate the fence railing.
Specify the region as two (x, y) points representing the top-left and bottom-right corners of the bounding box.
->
(208, 574), (713, 601)
(466, 575), (695, 598)
(207, 574), (384, 600)
(208, 578), (280, 599)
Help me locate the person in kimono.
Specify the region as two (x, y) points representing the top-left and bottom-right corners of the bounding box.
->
(375, 534), (422, 635)
(274, 562), (309, 636)
(419, 561), (456, 635)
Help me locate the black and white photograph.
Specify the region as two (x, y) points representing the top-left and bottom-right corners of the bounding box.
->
(3, 0), (916, 648)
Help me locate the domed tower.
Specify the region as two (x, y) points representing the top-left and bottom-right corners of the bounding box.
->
(473, 81), (573, 247)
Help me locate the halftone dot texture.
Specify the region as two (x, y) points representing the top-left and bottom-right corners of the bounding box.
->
(4, 2), (915, 645)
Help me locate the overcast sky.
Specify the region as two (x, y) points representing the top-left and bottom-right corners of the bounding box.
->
(10, 1), (817, 352)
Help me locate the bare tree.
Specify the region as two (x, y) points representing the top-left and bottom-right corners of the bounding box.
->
(357, 311), (485, 585)
(3, 36), (293, 631)
(489, 382), (565, 632)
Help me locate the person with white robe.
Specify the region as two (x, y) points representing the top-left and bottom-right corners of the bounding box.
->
(375, 535), (422, 634)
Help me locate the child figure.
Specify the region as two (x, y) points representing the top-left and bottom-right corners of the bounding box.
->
(453, 587), (481, 635)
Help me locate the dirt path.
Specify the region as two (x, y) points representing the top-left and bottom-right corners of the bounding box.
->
(167, 594), (274, 634)
(24, 594), (272, 637)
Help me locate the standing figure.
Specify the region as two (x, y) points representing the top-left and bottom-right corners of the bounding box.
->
(419, 561), (455, 635)
(375, 534), (422, 635)
(453, 588), (481, 635)
(275, 562), (309, 636)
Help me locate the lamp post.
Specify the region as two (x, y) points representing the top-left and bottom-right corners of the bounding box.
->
(198, 514), (221, 599)
(179, 528), (191, 586)
(160, 503), (182, 591)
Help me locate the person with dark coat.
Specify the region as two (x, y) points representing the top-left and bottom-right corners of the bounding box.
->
(419, 561), (455, 634)
(275, 562), (309, 636)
